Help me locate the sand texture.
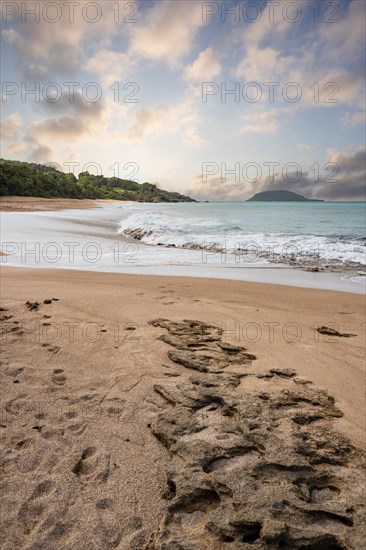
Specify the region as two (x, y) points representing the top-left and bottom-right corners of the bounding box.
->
(0, 267), (365, 549)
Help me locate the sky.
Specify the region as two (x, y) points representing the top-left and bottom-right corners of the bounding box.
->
(1, 0), (365, 200)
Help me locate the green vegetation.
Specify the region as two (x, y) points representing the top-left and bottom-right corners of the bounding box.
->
(247, 190), (323, 202)
(0, 159), (196, 202)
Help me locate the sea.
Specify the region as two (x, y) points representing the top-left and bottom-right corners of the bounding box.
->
(1, 201), (365, 293)
(119, 201), (366, 267)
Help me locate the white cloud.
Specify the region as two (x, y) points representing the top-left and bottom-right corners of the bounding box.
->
(129, 0), (203, 66)
(0, 112), (22, 141)
(184, 48), (221, 82)
(84, 50), (132, 85)
(319, 0), (366, 64)
(240, 110), (279, 134)
(6, 141), (27, 155)
(1, 1), (126, 78)
(183, 127), (206, 148)
(127, 95), (204, 146)
(230, 1), (365, 129)
(234, 45), (292, 82)
(340, 110), (366, 128)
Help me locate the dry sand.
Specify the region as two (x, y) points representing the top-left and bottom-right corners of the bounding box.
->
(0, 196), (99, 212)
(0, 267), (365, 549)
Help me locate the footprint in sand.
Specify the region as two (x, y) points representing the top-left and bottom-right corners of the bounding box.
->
(72, 447), (112, 482)
(67, 422), (88, 436)
(64, 410), (78, 419)
(17, 480), (56, 535)
(29, 480), (55, 500)
(17, 500), (46, 533)
(42, 343), (60, 354)
(51, 369), (67, 386)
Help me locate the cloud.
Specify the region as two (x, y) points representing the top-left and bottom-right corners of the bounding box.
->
(28, 90), (107, 142)
(340, 110), (366, 128)
(6, 141), (27, 155)
(183, 127), (206, 148)
(238, 2), (293, 48)
(84, 49), (132, 85)
(184, 48), (221, 82)
(187, 147), (366, 201)
(129, 0), (203, 66)
(187, 175), (249, 201)
(0, 112), (22, 140)
(2, 91), (107, 165)
(254, 147), (366, 201)
(28, 144), (54, 162)
(240, 110), (279, 134)
(296, 144), (312, 150)
(231, 1), (365, 123)
(1, 1), (126, 78)
(233, 45), (294, 82)
(321, 146), (366, 200)
(318, 0), (366, 64)
(84, 2), (206, 86)
(127, 95), (204, 147)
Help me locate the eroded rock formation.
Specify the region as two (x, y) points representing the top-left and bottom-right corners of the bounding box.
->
(146, 319), (365, 550)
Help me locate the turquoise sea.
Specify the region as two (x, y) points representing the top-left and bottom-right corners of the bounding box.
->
(1, 201), (365, 292)
(119, 201), (366, 267)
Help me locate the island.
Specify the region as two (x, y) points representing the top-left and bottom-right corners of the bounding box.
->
(247, 190), (323, 202)
(0, 159), (196, 203)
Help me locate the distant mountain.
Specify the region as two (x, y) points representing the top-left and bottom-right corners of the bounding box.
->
(247, 190), (323, 202)
(0, 159), (196, 203)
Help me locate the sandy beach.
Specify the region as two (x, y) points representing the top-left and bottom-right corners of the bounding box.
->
(0, 196), (100, 212)
(2, 0), (365, 546)
(3, 0), (366, 545)
(1, 266), (365, 549)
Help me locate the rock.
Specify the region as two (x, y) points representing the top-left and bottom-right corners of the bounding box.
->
(293, 377), (313, 386)
(270, 368), (297, 378)
(145, 319), (365, 550)
(317, 326), (356, 337)
(150, 319), (254, 374)
(25, 301), (40, 311)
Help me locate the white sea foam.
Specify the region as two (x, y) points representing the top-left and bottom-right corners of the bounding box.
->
(119, 208), (366, 266)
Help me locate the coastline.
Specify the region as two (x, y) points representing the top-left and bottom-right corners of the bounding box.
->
(1, 200), (365, 294)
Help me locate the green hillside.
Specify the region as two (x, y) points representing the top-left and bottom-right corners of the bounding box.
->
(0, 159), (196, 203)
(247, 190), (323, 202)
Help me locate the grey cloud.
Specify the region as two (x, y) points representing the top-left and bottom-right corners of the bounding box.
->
(37, 90), (105, 118)
(2, 2), (121, 80)
(188, 147), (366, 201)
(29, 92), (107, 141)
(27, 143), (54, 162)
